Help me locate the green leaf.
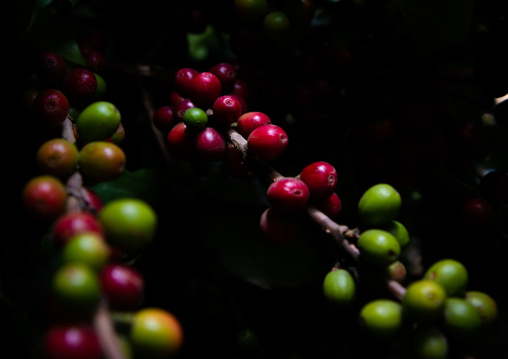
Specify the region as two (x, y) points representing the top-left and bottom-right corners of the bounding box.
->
(389, 0), (474, 56)
(204, 208), (321, 290)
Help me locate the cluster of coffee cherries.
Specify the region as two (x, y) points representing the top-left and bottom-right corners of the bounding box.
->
(322, 183), (499, 358)
(21, 45), (184, 359)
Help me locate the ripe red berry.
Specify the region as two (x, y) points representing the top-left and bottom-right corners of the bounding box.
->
(62, 68), (98, 102)
(233, 79), (251, 99)
(83, 50), (106, 72)
(167, 122), (196, 158)
(195, 127), (227, 161)
(31, 89), (69, 127)
(267, 177), (310, 214)
(259, 208), (298, 245)
(82, 187), (104, 213)
(189, 72), (222, 109)
(173, 98), (196, 122)
(51, 211), (104, 249)
(209, 62), (237, 93)
(43, 325), (103, 359)
(299, 161), (338, 201)
(22, 175), (67, 222)
(229, 93), (248, 114)
(313, 192), (342, 219)
(169, 90), (185, 106)
(212, 95), (242, 126)
(247, 124), (288, 161)
(36, 51), (67, 85)
(236, 112), (271, 138)
(153, 105), (176, 133)
(100, 263), (144, 310)
(174, 67), (199, 98)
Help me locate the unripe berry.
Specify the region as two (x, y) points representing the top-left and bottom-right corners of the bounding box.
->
(61, 232), (110, 270)
(359, 299), (403, 337)
(22, 175), (67, 222)
(358, 183), (401, 226)
(412, 326), (448, 359)
(382, 220), (410, 249)
(43, 325), (103, 359)
(299, 161), (338, 201)
(247, 124), (288, 161)
(443, 297), (482, 338)
(62, 68), (98, 102)
(234, 0), (269, 24)
(424, 259), (468, 297)
(267, 177), (310, 214)
(464, 291), (498, 326)
(357, 229), (400, 268)
(36, 138), (79, 178)
(402, 280), (447, 323)
(31, 89), (69, 127)
(76, 101), (122, 143)
(183, 107), (208, 130)
(100, 263), (144, 310)
(236, 112), (271, 138)
(79, 141), (126, 183)
(322, 268), (356, 305)
(189, 72), (222, 109)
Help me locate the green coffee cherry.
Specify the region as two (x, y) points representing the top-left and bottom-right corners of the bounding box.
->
(61, 232), (110, 270)
(183, 107), (208, 130)
(93, 73), (107, 99)
(443, 297), (482, 338)
(76, 101), (121, 142)
(358, 183), (401, 226)
(383, 220), (410, 249)
(402, 280), (447, 323)
(424, 259), (468, 297)
(465, 291), (498, 326)
(359, 299), (403, 337)
(99, 198), (157, 253)
(323, 268), (356, 305)
(412, 326), (448, 359)
(53, 262), (100, 310)
(357, 229), (400, 267)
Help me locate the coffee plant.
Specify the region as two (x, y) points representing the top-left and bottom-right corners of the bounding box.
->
(3, 0), (508, 358)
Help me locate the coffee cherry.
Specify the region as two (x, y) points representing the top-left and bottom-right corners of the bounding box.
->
(259, 208), (298, 245)
(424, 259), (468, 297)
(382, 220), (410, 249)
(402, 280), (447, 323)
(212, 95), (242, 126)
(22, 175), (67, 222)
(183, 107), (208, 130)
(357, 229), (400, 268)
(411, 326), (448, 359)
(322, 268), (356, 305)
(36, 51), (67, 85)
(267, 177), (310, 214)
(263, 11), (291, 42)
(194, 127), (227, 161)
(62, 68), (98, 102)
(36, 138), (79, 178)
(43, 325), (103, 359)
(100, 263), (144, 310)
(236, 112), (271, 138)
(76, 101), (122, 143)
(98, 198), (157, 253)
(459, 197), (495, 228)
(247, 124), (288, 161)
(232, 79), (251, 100)
(130, 308), (183, 358)
(83, 50), (106, 72)
(442, 297), (482, 338)
(234, 0), (269, 24)
(166, 122), (196, 158)
(313, 192), (342, 219)
(358, 183), (401, 226)
(229, 93), (248, 114)
(32, 89), (69, 127)
(153, 106), (176, 133)
(53, 262), (100, 310)
(299, 161), (338, 201)
(173, 98), (196, 122)
(465, 291), (498, 326)
(189, 72), (222, 109)
(79, 141), (126, 183)
(108, 122), (126, 145)
(359, 299), (403, 337)
(169, 91), (185, 106)
(51, 211), (104, 249)
(385, 260), (407, 283)
(209, 62), (237, 93)
(82, 187), (104, 213)
(174, 67), (198, 98)
(61, 232), (110, 270)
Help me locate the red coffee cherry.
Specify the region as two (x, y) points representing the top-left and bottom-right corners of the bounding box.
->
(31, 89), (69, 127)
(247, 124), (288, 161)
(62, 68), (98, 102)
(233, 79), (251, 100)
(43, 325), (103, 359)
(83, 50), (106, 72)
(167, 122), (196, 158)
(153, 105), (176, 133)
(313, 192), (342, 219)
(267, 177), (310, 214)
(100, 263), (144, 310)
(173, 98), (196, 122)
(169, 90), (185, 106)
(259, 208), (298, 245)
(82, 187), (104, 213)
(51, 211), (104, 249)
(209, 62), (237, 93)
(36, 51), (67, 85)
(174, 67), (199, 98)
(195, 127), (227, 161)
(212, 95), (242, 126)
(300, 161), (338, 201)
(229, 93), (248, 114)
(189, 72), (222, 109)
(22, 175), (67, 222)
(236, 112), (271, 138)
